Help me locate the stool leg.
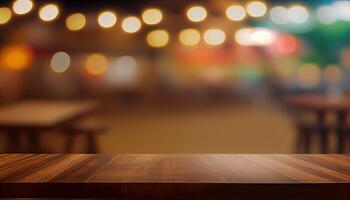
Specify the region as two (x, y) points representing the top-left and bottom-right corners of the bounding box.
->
(86, 133), (98, 153)
(65, 132), (76, 153)
(317, 111), (328, 154)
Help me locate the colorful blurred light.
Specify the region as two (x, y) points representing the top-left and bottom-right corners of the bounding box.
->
(275, 35), (297, 54)
(235, 28), (275, 46)
(86, 53), (108, 76)
(98, 11), (117, 28)
(297, 63), (321, 88)
(0, 7), (12, 25)
(246, 1), (267, 18)
(142, 8), (162, 25)
(12, 0), (33, 15)
(226, 5), (246, 21)
(147, 29), (169, 48)
(270, 6), (289, 24)
(122, 16), (142, 33)
(203, 29), (225, 46)
(186, 6), (207, 22)
(288, 5), (309, 24)
(323, 65), (342, 85)
(0, 45), (33, 71)
(50, 51), (70, 73)
(39, 4), (59, 22)
(66, 13), (86, 31)
(316, 5), (336, 24)
(179, 28), (201, 46)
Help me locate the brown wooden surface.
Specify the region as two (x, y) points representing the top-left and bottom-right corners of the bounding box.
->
(284, 94), (350, 111)
(0, 154), (349, 199)
(0, 100), (98, 129)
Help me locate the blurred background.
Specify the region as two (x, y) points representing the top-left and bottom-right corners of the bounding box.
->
(0, 0), (350, 154)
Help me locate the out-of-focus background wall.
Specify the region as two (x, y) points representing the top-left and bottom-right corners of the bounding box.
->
(0, 0), (349, 154)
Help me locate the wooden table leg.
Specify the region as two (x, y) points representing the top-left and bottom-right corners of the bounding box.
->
(336, 111), (347, 154)
(5, 130), (21, 153)
(317, 111), (328, 154)
(27, 129), (40, 153)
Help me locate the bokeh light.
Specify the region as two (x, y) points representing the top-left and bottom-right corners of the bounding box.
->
(39, 4), (59, 22)
(179, 28), (201, 46)
(106, 56), (139, 86)
(98, 11), (117, 28)
(226, 5), (246, 21)
(86, 53), (108, 76)
(316, 6), (337, 25)
(246, 1), (267, 18)
(66, 13), (86, 31)
(50, 52), (71, 73)
(186, 6), (207, 22)
(323, 65), (342, 85)
(270, 6), (289, 24)
(0, 7), (12, 25)
(275, 35), (298, 54)
(288, 5), (309, 24)
(0, 45), (33, 71)
(147, 29), (169, 48)
(122, 16), (142, 33)
(12, 0), (33, 15)
(333, 1), (350, 21)
(235, 28), (275, 46)
(297, 63), (321, 88)
(142, 8), (162, 25)
(203, 29), (226, 46)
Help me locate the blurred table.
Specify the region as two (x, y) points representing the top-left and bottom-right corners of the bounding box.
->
(0, 154), (349, 199)
(0, 100), (98, 153)
(284, 94), (350, 153)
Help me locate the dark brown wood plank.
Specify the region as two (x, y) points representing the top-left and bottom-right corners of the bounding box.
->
(0, 154), (349, 199)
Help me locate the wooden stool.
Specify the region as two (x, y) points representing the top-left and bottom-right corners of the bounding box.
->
(64, 120), (107, 153)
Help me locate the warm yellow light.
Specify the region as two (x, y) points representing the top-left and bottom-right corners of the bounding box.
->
(86, 53), (108, 76)
(323, 65), (342, 85)
(186, 6), (207, 22)
(203, 29), (226, 46)
(0, 45), (33, 71)
(50, 52), (70, 73)
(98, 11), (117, 28)
(12, 0), (33, 15)
(246, 1), (267, 18)
(179, 28), (201, 46)
(0, 7), (12, 25)
(226, 5), (246, 21)
(122, 16), (141, 33)
(142, 8), (162, 25)
(66, 13), (86, 31)
(39, 4), (59, 22)
(146, 29), (170, 48)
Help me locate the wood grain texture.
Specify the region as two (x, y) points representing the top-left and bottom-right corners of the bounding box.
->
(0, 154), (349, 199)
(0, 100), (98, 129)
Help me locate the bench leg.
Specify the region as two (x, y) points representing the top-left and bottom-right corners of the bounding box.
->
(86, 134), (98, 153)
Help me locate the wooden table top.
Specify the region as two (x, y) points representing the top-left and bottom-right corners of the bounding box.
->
(284, 94), (350, 112)
(0, 100), (98, 129)
(0, 154), (349, 199)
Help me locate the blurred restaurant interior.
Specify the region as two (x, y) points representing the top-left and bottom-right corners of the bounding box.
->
(0, 0), (350, 155)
